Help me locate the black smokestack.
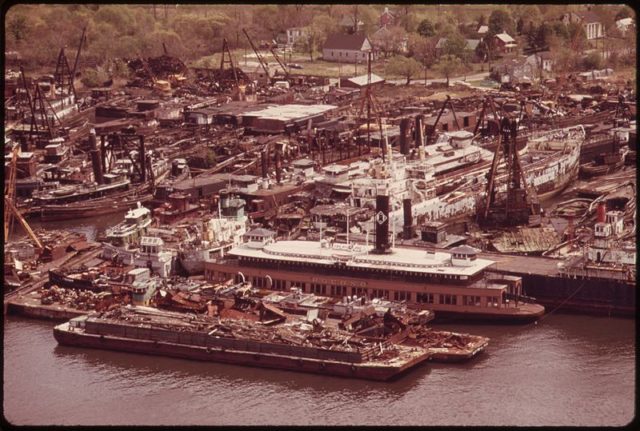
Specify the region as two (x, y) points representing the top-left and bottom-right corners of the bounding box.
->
(260, 150), (268, 178)
(403, 198), (413, 240)
(139, 135), (146, 182)
(275, 150), (282, 183)
(399, 118), (410, 155)
(415, 115), (424, 148)
(373, 193), (391, 254)
(19, 136), (28, 152)
(100, 135), (107, 173)
(89, 130), (104, 185)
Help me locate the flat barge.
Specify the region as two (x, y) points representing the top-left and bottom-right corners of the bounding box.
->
(53, 306), (432, 381)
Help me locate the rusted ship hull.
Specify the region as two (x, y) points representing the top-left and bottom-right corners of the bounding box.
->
(429, 304), (544, 324)
(579, 160), (624, 178)
(28, 193), (154, 221)
(53, 323), (430, 381)
(48, 269), (104, 292)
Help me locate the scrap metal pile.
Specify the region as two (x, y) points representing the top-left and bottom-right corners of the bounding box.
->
(404, 326), (482, 351)
(100, 305), (395, 355)
(127, 55), (188, 86)
(40, 285), (117, 311)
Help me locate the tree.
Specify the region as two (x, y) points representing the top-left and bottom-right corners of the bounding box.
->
(489, 9), (514, 35)
(567, 22), (587, 54)
(477, 36), (496, 68)
(510, 5), (542, 28)
(583, 52), (603, 70)
(478, 14), (487, 27)
(615, 6), (633, 21)
(408, 33), (436, 85)
(534, 23), (554, 51)
(434, 54), (463, 86)
(387, 55), (423, 85)
(443, 31), (467, 59)
(7, 14), (29, 43)
(553, 46), (578, 76)
(301, 14), (337, 61)
(417, 19), (435, 37)
(552, 22), (569, 39)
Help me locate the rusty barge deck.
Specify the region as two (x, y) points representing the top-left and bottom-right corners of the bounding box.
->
(53, 306), (431, 381)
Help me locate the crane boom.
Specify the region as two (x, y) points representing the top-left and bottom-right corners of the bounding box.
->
(242, 28), (270, 78)
(70, 26), (87, 99)
(5, 198), (43, 249)
(4, 147), (42, 249)
(270, 48), (289, 78)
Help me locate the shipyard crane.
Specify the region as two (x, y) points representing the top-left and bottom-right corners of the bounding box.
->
(356, 52), (385, 159)
(4, 147), (43, 248)
(242, 28), (270, 80)
(21, 66), (57, 141)
(427, 95), (461, 145)
(69, 26), (87, 100)
(219, 38), (239, 89)
(269, 48), (289, 79)
(479, 97), (539, 227)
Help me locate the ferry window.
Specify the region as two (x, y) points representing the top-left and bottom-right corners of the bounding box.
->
(394, 291), (410, 301)
(486, 296), (498, 307)
(416, 293), (434, 304)
(439, 294), (454, 305)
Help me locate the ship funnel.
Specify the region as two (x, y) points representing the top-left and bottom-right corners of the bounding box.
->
(260, 150), (268, 178)
(400, 118), (411, 155)
(597, 201), (607, 223)
(89, 129), (104, 185)
(373, 192), (391, 254)
(403, 198), (414, 240)
(415, 115), (424, 148)
(275, 151), (282, 183)
(139, 136), (146, 182)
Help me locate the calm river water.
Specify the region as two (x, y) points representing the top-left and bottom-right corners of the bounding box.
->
(3, 314), (635, 426)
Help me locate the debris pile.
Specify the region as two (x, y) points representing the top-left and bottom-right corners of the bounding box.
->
(40, 285), (116, 311)
(406, 327), (481, 351)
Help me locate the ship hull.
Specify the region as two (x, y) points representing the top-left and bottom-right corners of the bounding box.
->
(48, 269), (103, 292)
(430, 307), (544, 324)
(53, 323), (430, 381)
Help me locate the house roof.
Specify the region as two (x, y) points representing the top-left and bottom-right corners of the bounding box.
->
(340, 15), (364, 27)
(324, 33), (370, 51)
(536, 51), (553, 60)
(477, 25), (489, 34)
(616, 17), (633, 30)
(435, 38), (448, 49)
(578, 11), (601, 24)
(466, 39), (480, 50)
(495, 33), (515, 43)
(372, 26), (391, 39)
(435, 38), (480, 51)
(381, 7), (394, 17)
(347, 73), (385, 87)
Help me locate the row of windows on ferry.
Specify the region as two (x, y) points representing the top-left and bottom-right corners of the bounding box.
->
(236, 256), (473, 282)
(207, 271), (502, 307)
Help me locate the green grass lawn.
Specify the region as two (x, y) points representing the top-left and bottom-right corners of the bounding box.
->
(190, 48), (494, 82)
